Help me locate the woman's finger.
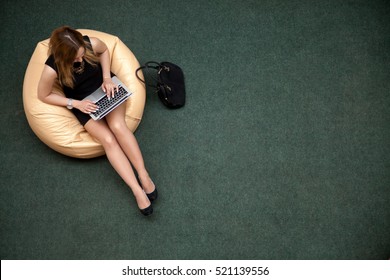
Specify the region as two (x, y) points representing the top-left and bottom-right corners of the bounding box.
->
(110, 85), (116, 98)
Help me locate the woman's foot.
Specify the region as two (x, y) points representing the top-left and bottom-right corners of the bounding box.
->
(139, 204), (153, 216)
(139, 174), (158, 202)
(146, 188), (158, 202)
(135, 191), (152, 216)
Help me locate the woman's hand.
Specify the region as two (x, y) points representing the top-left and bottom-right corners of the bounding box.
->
(74, 99), (99, 114)
(102, 77), (118, 99)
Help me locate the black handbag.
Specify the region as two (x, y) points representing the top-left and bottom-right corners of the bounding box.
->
(136, 61), (185, 109)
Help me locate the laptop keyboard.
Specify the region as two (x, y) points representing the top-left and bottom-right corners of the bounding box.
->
(90, 85), (129, 120)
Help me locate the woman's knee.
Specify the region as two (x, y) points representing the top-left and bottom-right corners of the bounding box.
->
(85, 120), (119, 148)
(108, 119), (129, 137)
(100, 133), (118, 147)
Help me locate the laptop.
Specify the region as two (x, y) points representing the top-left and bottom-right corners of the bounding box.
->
(83, 76), (132, 120)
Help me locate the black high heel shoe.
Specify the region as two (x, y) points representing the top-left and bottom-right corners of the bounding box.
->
(146, 188), (158, 202)
(140, 177), (158, 202)
(139, 204), (153, 216)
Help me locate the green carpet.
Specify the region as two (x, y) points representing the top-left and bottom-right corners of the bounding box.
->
(1, 0), (389, 259)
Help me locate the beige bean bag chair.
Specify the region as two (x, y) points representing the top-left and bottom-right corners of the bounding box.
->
(23, 29), (146, 158)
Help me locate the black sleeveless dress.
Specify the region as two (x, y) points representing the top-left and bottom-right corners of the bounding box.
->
(45, 36), (103, 126)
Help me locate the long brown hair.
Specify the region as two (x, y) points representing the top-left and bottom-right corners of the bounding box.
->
(49, 26), (100, 88)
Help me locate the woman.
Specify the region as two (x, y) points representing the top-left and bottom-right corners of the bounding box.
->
(38, 26), (157, 216)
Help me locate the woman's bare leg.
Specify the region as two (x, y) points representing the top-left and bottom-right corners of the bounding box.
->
(84, 119), (151, 210)
(105, 103), (155, 194)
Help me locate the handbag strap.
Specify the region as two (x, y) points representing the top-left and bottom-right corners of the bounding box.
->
(145, 61), (171, 73)
(135, 65), (148, 84)
(135, 61), (164, 87)
(144, 61), (162, 70)
(136, 61), (168, 87)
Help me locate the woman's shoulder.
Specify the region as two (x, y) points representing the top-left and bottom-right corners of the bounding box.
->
(86, 37), (106, 53)
(83, 35), (100, 51)
(85, 36), (101, 46)
(83, 35), (91, 43)
(45, 54), (57, 72)
(83, 36), (102, 44)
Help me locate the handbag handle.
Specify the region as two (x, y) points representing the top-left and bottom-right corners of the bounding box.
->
(135, 61), (163, 87)
(144, 61), (162, 69)
(144, 61), (171, 72)
(135, 61), (171, 86)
